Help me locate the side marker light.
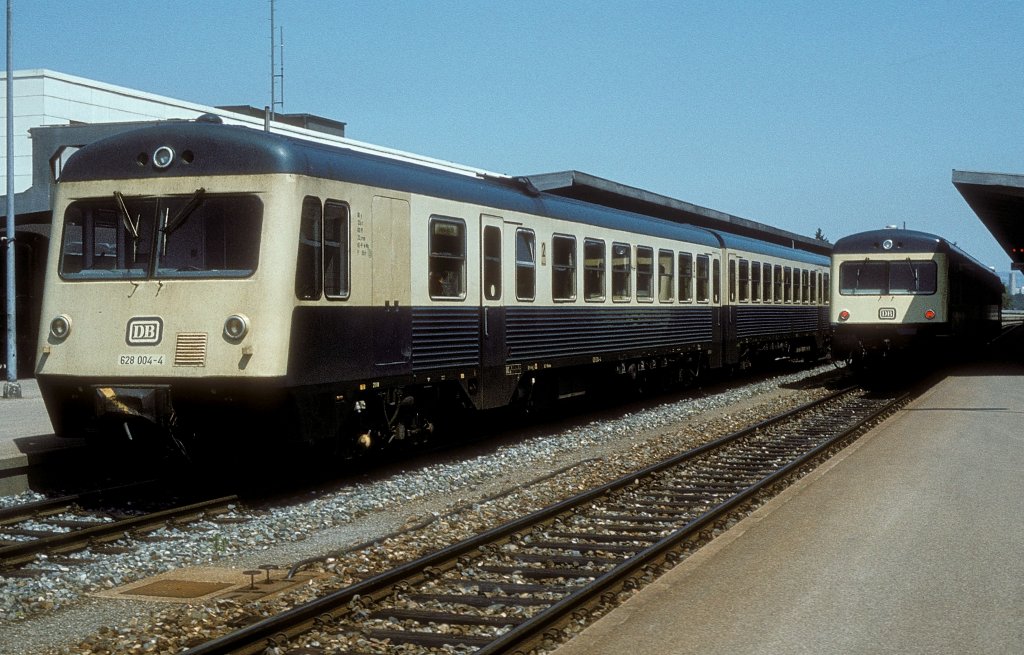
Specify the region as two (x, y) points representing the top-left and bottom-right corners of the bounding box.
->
(838, 310), (850, 321)
(924, 309), (936, 320)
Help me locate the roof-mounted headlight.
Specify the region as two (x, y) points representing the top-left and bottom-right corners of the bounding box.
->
(153, 146), (175, 169)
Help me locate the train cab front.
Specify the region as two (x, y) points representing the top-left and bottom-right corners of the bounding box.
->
(35, 168), (296, 455)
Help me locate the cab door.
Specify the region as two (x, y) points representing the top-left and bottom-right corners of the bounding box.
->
(371, 196), (411, 370)
(478, 214), (511, 407)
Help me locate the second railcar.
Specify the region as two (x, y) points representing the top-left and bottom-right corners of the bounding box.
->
(830, 228), (1002, 366)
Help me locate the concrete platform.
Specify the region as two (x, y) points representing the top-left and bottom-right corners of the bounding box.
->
(552, 354), (1024, 653)
(0, 378), (75, 494)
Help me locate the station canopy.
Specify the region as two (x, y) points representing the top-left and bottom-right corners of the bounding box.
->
(953, 170), (1024, 271)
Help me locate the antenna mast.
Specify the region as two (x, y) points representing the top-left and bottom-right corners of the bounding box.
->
(269, 0), (284, 120)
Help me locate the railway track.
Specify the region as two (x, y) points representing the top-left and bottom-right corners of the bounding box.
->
(181, 385), (907, 655)
(0, 489), (239, 572)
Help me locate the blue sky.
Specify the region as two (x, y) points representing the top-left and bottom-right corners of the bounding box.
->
(12, 1), (1023, 270)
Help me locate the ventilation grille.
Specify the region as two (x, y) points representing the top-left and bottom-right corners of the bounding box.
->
(174, 333), (208, 367)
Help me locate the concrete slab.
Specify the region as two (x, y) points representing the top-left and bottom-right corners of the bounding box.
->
(0, 378), (71, 494)
(552, 365), (1024, 655)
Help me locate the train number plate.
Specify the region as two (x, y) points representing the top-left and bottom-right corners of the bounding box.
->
(118, 354), (166, 366)
(878, 307), (897, 320)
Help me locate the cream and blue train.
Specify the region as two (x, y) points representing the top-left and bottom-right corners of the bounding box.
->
(36, 118), (830, 455)
(830, 228), (1002, 368)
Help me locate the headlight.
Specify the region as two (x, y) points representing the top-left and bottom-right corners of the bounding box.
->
(223, 314), (250, 341)
(152, 146), (175, 169)
(49, 314), (72, 340)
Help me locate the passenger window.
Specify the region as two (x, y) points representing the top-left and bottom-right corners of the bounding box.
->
(823, 272), (830, 304)
(428, 217), (466, 300)
(324, 201), (350, 299)
(784, 267), (792, 303)
(515, 229), (536, 301)
(296, 196), (322, 300)
(739, 259), (750, 303)
(713, 258), (721, 304)
(584, 238), (606, 301)
(801, 269), (809, 303)
(612, 242), (631, 301)
(552, 234), (577, 301)
(678, 252), (693, 302)
(637, 246), (654, 301)
(751, 261), (761, 302)
(728, 259), (737, 302)
(696, 254), (710, 303)
(658, 249), (674, 302)
(483, 225), (501, 301)
(773, 265), (783, 303)
(762, 263), (772, 302)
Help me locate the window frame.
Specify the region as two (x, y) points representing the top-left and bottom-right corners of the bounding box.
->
(515, 228), (536, 302)
(636, 245), (654, 302)
(583, 238), (606, 302)
(612, 242), (632, 302)
(678, 252), (694, 303)
(428, 215), (468, 301)
(323, 200), (350, 300)
(551, 233), (577, 302)
(658, 249), (674, 303)
(696, 254), (710, 303)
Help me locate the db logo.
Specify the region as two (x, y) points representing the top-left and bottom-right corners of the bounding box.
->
(126, 317), (163, 345)
(878, 307), (897, 320)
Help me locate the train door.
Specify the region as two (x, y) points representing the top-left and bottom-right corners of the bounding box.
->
(371, 196), (411, 370)
(478, 214), (512, 408)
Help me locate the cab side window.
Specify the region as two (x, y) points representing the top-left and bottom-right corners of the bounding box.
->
(324, 201), (350, 299)
(296, 196), (322, 300)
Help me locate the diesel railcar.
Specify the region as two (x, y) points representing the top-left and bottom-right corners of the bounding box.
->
(35, 118), (829, 456)
(830, 228), (1002, 367)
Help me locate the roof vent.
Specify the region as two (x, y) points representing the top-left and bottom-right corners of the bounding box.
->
(195, 113), (224, 124)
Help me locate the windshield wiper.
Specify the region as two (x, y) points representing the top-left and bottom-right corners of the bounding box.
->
(162, 188), (206, 237)
(160, 188), (206, 257)
(114, 191), (141, 262)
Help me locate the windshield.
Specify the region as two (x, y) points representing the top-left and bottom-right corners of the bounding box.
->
(838, 260), (937, 296)
(59, 193), (262, 280)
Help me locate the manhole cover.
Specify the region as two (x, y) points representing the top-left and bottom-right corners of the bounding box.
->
(122, 579), (234, 599)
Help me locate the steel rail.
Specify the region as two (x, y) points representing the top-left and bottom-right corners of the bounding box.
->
(0, 494), (238, 569)
(477, 391), (907, 654)
(180, 386), (891, 655)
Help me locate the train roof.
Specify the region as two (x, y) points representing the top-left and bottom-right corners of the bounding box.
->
(715, 231), (829, 266)
(833, 228), (1000, 282)
(59, 121), (734, 249)
(833, 229), (950, 255)
(523, 170), (831, 257)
